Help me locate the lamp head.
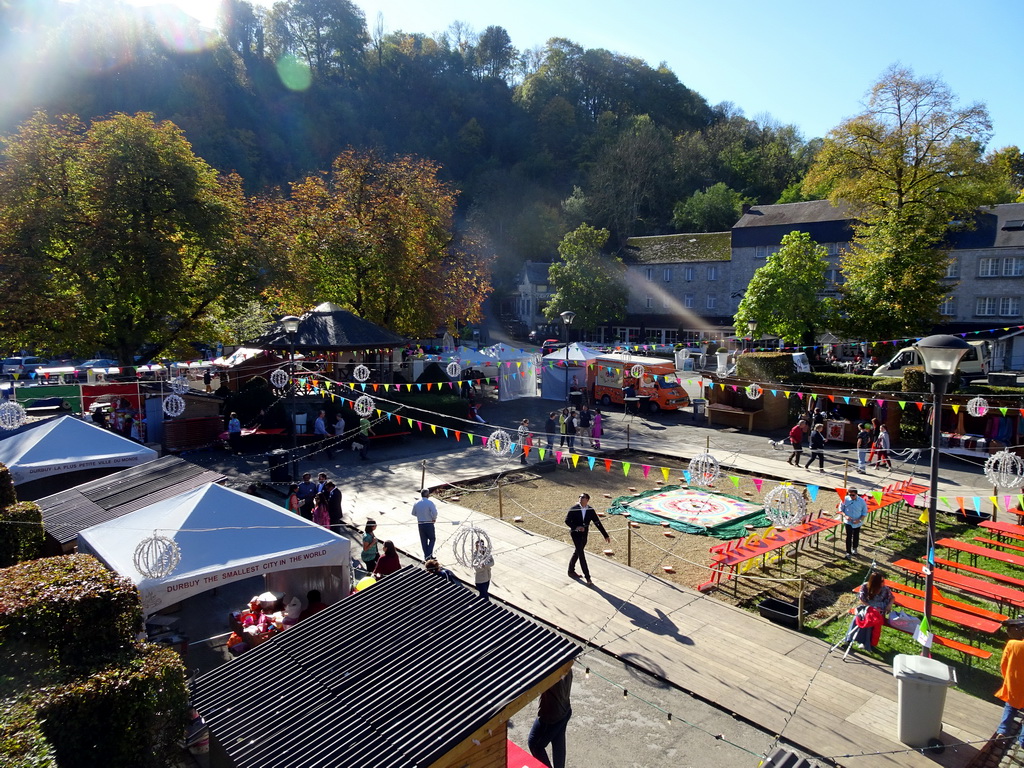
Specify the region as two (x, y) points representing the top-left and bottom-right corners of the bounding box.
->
(560, 310), (576, 326)
(913, 334), (970, 377)
(747, 320), (757, 333)
(281, 315), (301, 335)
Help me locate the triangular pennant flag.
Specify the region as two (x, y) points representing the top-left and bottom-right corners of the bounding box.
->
(417, 421), (424, 431)
(872, 490), (883, 504)
(956, 497), (965, 513)
(454, 431), (461, 442)
(524, 445), (531, 458)
(902, 494), (916, 506)
(989, 496), (998, 509)
(622, 462), (631, 477)
(555, 451), (563, 463)
(796, 392), (804, 400)
(770, 389), (777, 397)
(916, 401), (924, 411)
(538, 447), (545, 460)
(571, 453), (580, 468)
(729, 475), (740, 487)
(661, 467), (670, 481)
(898, 401), (906, 410)
(481, 436), (488, 447)
(604, 459), (612, 472)
(807, 485), (819, 501)
(859, 398), (867, 406)
(1001, 407), (1009, 416)
(952, 405), (959, 414)
(683, 470), (691, 483)
(588, 457), (596, 471)
(430, 424), (437, 434)
(752, 478), (763, 492)
(468, 433), (475, 444)
(642, 465), (651, 479)
(836, 487), (847, 501)
(842, 396), (850, 404)
(441, 427), (448, 438)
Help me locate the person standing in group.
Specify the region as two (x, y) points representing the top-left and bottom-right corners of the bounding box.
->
(333, 412), (346, 453)
(325, 481), (344, 534)
(311, 492), (330, 529)
(285, 484), (301, 515)
(297, 473), (317, 520)
(227, 412), (242, 454)
(518, 419), (532, 465)
(803, 423), (827, 472)
(564, 409), (577, 452)
(558, 408), (569, 448)
(203, 368), (212, 393)
(528, 670), (573, 768)
(591, 408), (602, 449)
(787, 419), (807, 466)
(856, 423), (873, 474)
(874, 425), (892, 470)
(316, 472), (329, 495)
(577, 405), (592, 447)
(473, 539), (494, 600)
(412, 488), (438, 560)
(314, 409), (332, 459)
(373, 540), (402, 578)
(361, 519), (380, 573)
(839, 487), (867, 558)
(358, 414), (374, 460)
(565, 492), (609, 585)
(545, 411), (558, 452)
(996, 618), (1024, 752)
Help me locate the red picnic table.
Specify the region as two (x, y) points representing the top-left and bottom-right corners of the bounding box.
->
(980, 519), (1024, 543)
(884, 580), (1008, 623)
(937, 537), (1024, 569)
(893, 558), (1024, 611)
(852, 584), (1002, 633)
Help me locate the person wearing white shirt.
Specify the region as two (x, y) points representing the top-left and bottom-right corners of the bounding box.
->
(412, 488), (438, 560)
(840, 488), (868, 558)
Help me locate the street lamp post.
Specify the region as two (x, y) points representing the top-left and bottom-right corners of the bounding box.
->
(913, 334), (970, 656)
(747, 320), (758, 352)
(282, 315), (301, 479)
(560, 310), (576, 402)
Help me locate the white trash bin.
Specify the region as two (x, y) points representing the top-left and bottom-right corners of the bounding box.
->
(892, 654), (956, 749)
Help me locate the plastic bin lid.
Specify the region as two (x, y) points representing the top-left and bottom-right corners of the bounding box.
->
(892, 653), (953, 683)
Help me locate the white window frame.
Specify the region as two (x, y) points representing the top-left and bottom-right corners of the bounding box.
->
(945, 259), (959, 279)
(645, 295), (654, 309)
(976, 297), (997, 316)
(1005, 258), (1024, 277)
(683, 294), (694, 308)
(754, 245), (767, 259)
(938, 297), (956, 316)
(825, 242), (839, 256)
(979, 258), (1000, 277)
(684, 266), (695, 282)
(645, 267), (654, 281)
(663, 268), (672, 282)
(706, 295), (717, 309)
(707, 266), (718, 281)
(1000, 297), (1021, 316)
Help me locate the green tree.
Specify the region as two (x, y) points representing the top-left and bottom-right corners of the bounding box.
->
(544, 224), (627, 330)
(672, 182), (748, 232)
(734, 231), (831, 346)
(804, 65), (995, 337)
(266, 0), (367, 81)
(0, 112), (265, 363)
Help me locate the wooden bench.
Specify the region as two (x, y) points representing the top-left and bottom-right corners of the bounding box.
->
(845, 607), (992, 663)
(707, 404), (761, 432)
(883, 581), (1008, 623)
(849, 586), (1002, 634)
(938, 537), (1024, 569)
(974, 535), (1024, 555)
(934, 556), (1024, 590)
(981, 519), (1024, 544)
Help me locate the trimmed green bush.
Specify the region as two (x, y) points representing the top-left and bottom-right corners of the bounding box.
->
(0, 501), (45, 567)
(0, 697), (56, 768)
(36, 644), (187, 768)
(0, 554), (141, 667)
(0, 462), (16, 508)
(902, 366), (927, 393)
(735, 353), (795, 382)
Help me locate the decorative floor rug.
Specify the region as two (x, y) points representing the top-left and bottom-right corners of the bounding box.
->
(609, 485), (767, 538)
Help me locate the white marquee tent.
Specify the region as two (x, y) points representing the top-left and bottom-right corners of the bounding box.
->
(540, 343), (602, 401)
(482, 344), (539, 401)
(0, 415), (157, 485)
(77, 483), (351, 616)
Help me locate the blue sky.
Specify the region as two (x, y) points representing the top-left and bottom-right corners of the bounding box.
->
(137, 0), (1022, 150)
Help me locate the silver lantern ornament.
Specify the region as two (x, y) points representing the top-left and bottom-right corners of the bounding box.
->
(269, 368), (289, 389)
(353, 364), (371, 382)
(966, 396), (989, 418)
(0, 401), (27, 431)
(688, 452), (721, 487)
(487, 428), (513, 456)
(133, 533), (181, 579)
(763, 485), (807, 528)
(984, 449), (1024, 490)
(451, 525), (493, 569)
(162, 394), (186, 418)
(354, 395), (375, 417)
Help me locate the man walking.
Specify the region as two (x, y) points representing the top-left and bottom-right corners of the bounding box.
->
(565, 493), (609, 585)
(314, 409), (332, 459)
(577, 405), (593, 447)
(787, 419), (807, 466)
(528, 670), (573, 768)
(412, 488), (438, 560)
(325, 481), (344, 534)
(856, 423), (872, 474)
(358, 414), (374, 460)
(840, 488), (868, 558)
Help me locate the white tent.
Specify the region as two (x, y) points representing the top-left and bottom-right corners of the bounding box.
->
(0, 416), (157, 485)
(212, 347), (266, 367)
(540, 343), (602, 401)
(482, 344), (539, 401)
(78, 483), (350, 616)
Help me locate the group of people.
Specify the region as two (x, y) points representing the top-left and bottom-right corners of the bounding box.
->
(785, 413), (892, 474)
(313, 408), (374, 461)
(286, 471), (347, 534)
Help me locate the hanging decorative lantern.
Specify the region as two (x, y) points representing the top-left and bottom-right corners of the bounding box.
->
(763, 485), (807, 528)
(451, 525), (493, 569)
(745, 383), (763, 399)
(0, 401), (27, 431)
(353, 364), (371, 382)
(688, 452), (720, 487)
(966, 396), (989, 418)
(162, 394), (186, 418)
(446, 361), (461, 378)
(354, 395), (375, 417)
(269, 368), (289, 389)
(629, 364), (645, 379)
(169, 375), (190, 395)
(984, 449), (1024, 489)
(133, 533), (181, 579)
(487, 428), (513, 456)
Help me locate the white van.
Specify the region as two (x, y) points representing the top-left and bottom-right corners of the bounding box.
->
(873, 340), (989, 378)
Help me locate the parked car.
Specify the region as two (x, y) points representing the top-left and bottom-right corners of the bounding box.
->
(2, 356), (50, 377)
(75, 358), (119, 371)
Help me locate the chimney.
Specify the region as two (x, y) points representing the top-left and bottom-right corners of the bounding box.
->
(741, 203), (752, 215)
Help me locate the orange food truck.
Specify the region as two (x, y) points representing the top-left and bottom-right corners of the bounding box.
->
(593, 353), (689, 413)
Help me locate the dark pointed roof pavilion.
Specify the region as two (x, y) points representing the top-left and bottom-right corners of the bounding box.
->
(255, 302), (407, 352)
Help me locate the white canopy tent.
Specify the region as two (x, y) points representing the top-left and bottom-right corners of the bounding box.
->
(77, 483), (351, 616)
(0, 416), (157, 485)
(482, 344), (539, 401)
(539, 343), (602, 401)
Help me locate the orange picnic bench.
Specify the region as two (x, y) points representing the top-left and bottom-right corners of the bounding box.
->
(893, 558), (1024, 611)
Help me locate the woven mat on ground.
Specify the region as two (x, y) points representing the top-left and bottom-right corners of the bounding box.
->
(608, 485), (768, 539)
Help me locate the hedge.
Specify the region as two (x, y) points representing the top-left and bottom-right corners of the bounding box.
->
(0, 462), (16, 508)
(0, 501), (45, 568)
(0, 697), (56, 768)
(36, 644), (188, 768)
(0, 554), (141, 667)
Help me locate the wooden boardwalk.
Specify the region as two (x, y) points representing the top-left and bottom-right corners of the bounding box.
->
(340, 450), (1001, 768)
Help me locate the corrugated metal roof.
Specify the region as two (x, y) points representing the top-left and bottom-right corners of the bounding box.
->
(192, 567), (579, 768)
(38, 455), (225, 545)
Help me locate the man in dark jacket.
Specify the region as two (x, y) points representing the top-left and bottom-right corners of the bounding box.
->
(325, 481), (344, 533)
(528, 669), (573, 768)
(297, 472), (317, 520)
(565, 493), (609, 584)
